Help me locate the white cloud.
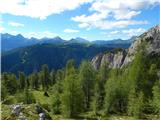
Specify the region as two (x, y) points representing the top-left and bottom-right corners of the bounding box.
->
(122, 28), (146, 37)
(8, 21), (24, 27)
(110, 30), (119, 34)
(0, 0), (93, 20)
(102, 28), (146, 39)
(72, 0), (159, 30)
(114, 10), (141, 20)
(72, 12), (109, 23)
(0, 26), (5, 32)
(72, 17), (148, 30)
(64, 28), (79, 33)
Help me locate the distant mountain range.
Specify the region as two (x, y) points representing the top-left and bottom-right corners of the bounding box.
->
(1, 33), (135, 51)
(1, 33), (137, 74)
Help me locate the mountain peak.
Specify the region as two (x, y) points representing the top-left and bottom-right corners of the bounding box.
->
(69, 37), (89, 44)
(54, 36), (62, 40)
(16, 34), (24, 38)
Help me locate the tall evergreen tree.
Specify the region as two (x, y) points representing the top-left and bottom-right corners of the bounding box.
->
(31, 70), (39, 89)
(40, 64), (50, 90)
(19, 72), (26, 90)
(93, 62), (109, 111)
(79, 61), (95, 110)
(50, 69), (56, 85)
(152, 82), (160, 114)
(61, 60), (84, 117)
(1, 81), (8, 100)
(127, 90), (144, 118)
(2, 73), (18, 94)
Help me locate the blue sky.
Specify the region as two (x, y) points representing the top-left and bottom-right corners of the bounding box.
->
(0, 0), (160, 41)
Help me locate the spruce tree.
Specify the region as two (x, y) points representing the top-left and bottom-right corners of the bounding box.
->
(19, 72), (26, 90)
(127, 89), (144, 118)
(40, 64), (50, 90)
(31, 70), (39, 89)
(94, 62), (109, 111)
(2, 73), (18, 94)
(152, 82), (160, 114)
(50, 69), (56, 85)
(79, 61), (95, 110)
(61, 60), (84, 117)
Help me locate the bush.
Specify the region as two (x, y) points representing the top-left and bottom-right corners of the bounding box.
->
(52, 92), (61, 114)
(41, 103), (51, 112)
(127, 90), (144, 118)
(151, 84), (160, 114)
(16, 89), (36, 104)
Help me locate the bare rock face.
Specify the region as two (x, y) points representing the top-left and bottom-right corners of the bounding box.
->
(91, 54), (104, 69)
(91, 50), (126, 69)
(122, 25), (160, 67)
(91, 25), (160, 69)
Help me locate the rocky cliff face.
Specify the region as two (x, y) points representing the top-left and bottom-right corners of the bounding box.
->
(91, 50), (127, 69)
(91, 25), (160, 69)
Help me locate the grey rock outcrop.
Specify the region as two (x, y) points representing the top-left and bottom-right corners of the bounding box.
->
(91, 50), (126, 69)
(11, 104), (22, 116)
(91, 25), (160, 69)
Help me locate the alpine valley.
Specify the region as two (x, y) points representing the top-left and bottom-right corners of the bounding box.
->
(1, 25), (160, 120)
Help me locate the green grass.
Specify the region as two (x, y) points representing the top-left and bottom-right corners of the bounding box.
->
(32, 90), (53, 105)
(1, 90), (160, 120)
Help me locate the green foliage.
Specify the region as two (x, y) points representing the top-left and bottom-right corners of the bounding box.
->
(104, 69), (127, 114)
(52, 91), (61, 114)
(1, 84), (8, 101)
(61, 60), (84, 117)
(2, 73), (18, 94)
(19, 72), (26, 90)
(25, 89), (36, 104)
(1, 45), (160, 119)
(31, 70), (40, 89)
(16, 89), (36, 104)
(95, 62), (109, 110)
(127, 90), (144, 118)
(40, 64), (51, 90)
(50, 69), (56, 85)
(152, 82), (160, 114)
(2, 43), (112, 74)
(79, 61), (95, 110)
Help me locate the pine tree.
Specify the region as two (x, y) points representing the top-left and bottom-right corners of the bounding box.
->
(1, 81), (8, 101)
(50, 69), (56, 85)
(52, 91), (61, 114)
(2, 73), (18, 94)
(40, 64), (50, 90)
(94, 62), (109, 111)
(152, 82), (160, 114)
(79, 61), (95, 110)
(23, 88), (36, 104)
(127, 89), (144, 118)
(61, 60), (84, 117)
(31, 70), (39, 89)
(19, 72), (26, 90)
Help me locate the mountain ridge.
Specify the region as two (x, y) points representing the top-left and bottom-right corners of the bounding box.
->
(1, 33), (133, 51)
(91, 25), (160, 69)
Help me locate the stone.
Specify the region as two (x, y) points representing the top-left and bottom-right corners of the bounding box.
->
(18, 112), (26, 120)
(11, 104), (22, 116)
(39, 113), (45, 120)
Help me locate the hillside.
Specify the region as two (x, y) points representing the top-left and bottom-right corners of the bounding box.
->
(2, 43), (113, 74)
